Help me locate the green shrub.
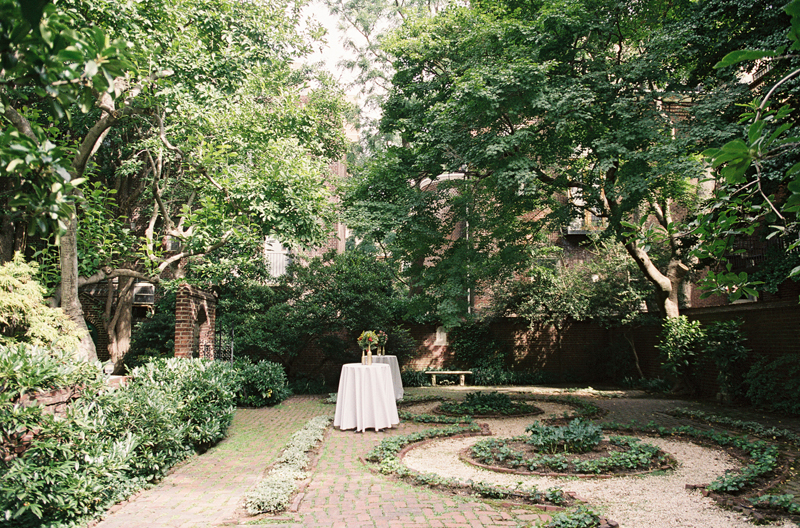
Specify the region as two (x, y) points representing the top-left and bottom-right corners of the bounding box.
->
(0, 349), (241, 527)
(525, 418), (602, 454)
(287, 374), (330, 395)
(129, 358), (238, 449)
(400, 369), (431, 387)
(700, 319), (750, 400)
(233, 358), (291, 406)
(448, 391), (510, 411)
(545, 506), (601, 528)
(0, 255), (83, 350)
(655, 316), (705, 391)
(0, 343), (104, 399)
(1, 403), (136, 527)
(385, 326), (417, 366)
(472, 366), (549, 386)
(92, 383), (192, 484)
(744, 354), (800, 416)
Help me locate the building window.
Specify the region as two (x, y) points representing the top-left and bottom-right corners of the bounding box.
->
(264, 237), (292, 278)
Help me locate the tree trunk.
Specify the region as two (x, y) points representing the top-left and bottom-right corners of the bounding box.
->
(60, 206), (98, 362)
(623, 331), (645, 379)
(0, 209), (26, 264)
(0, 216), (15, 264)
(624, 241), (687, 320)
(106, 276), (135, 374)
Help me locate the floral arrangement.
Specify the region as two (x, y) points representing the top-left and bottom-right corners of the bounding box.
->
(376, 330), (388, 348)
(357, 331), (378, 351)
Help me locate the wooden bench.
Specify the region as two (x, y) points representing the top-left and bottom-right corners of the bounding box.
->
(424, 370), (473, 386)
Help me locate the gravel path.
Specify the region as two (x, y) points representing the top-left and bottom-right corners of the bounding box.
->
(400, 408), (797, 528)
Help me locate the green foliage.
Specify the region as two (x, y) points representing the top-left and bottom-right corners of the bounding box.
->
(438, 391), (541, 416)
(127, 359), (238, 449)
(125, 290), (177, 371)
(1, 403), (137, 527)
(347, 0), (756, 322)
(287, 374), (331, 395)
(0, 343), (103, 400)
(694, 0), (800, 299)
(0, 254), (83, 350)
(0, 0), (133, 235)
(449, 323), (508, 369)
(572, 437), (666, 474)
(544, 506), (602, 528)
(700, 319), (750, 399)
(363, 422), (554, 506)
(365, 424), (482, 464)
(216, 250), (408, 374)
(672, 408), (800, 447)
(397, 410), (473, 424)
(491, 245), (591, 334)
(749, 494), (800, 514)
(525, 419), (602, 455)
(400, 369), (431, 387)
(92, 382), (193, 485)
(602, 419), (782, 495)
(707, 438), (779, 492)
(744, 354), (800, 415)
(232, 358), (291, 407)
(750, 247), (800, 294)
(472, 367), (551, 387)
(384, 326), (417, 366)
(0, 347), (240, 527)
(244, 415), (330, 514)
(469, 435), (666, 474)
(655, 316), (705, 389)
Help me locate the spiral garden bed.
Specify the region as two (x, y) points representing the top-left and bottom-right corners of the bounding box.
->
(379, 392), (799, 528)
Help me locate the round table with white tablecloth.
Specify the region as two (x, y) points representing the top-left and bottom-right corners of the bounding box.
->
(333, 363), (399, 432)
(371, 355), (404, 400)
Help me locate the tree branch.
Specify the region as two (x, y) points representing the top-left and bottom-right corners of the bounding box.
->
(78, 267), (159, 288)
(3, 105), (38, 141)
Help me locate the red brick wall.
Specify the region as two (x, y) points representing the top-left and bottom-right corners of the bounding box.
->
(397, 300), (799, 398)
(280, 297), (799, 399)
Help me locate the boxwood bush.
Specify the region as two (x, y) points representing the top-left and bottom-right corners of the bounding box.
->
(233, 358), (291, 407)
(0, 345), (290, 527)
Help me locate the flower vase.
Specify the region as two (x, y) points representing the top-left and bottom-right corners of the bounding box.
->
(367, 348), (373, 365)
(361, 348), (366, 364)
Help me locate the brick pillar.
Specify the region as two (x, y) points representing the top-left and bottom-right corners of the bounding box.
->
(174, 284), (217, 359)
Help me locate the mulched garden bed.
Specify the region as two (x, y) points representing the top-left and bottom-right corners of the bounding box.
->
(462, 436), (677, 477)
(433, 402), (545, 418)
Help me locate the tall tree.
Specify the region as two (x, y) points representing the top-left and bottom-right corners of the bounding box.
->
(346, 0), (784, 322)
(2, 0), (350, 366)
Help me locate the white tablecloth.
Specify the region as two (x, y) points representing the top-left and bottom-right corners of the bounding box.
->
(334, 363), (399, 432)
(371, 355), (404, 400)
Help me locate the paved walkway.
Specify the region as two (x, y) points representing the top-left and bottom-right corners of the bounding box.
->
(91, 387), (800, 528)
(93, 396), (328, 528)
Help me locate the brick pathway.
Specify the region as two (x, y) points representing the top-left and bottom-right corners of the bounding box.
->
(91, 388), (800, 528)
(93, 396), (329, 528)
